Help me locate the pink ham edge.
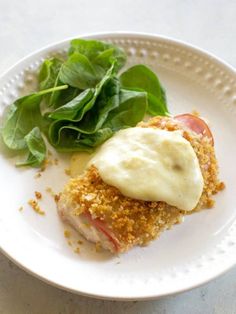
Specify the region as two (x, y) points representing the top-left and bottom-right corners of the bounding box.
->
(82, 211), (120, 252)
(175, 113), (214, 145)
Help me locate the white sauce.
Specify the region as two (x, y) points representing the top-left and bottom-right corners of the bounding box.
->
(90, 127), (204, 211)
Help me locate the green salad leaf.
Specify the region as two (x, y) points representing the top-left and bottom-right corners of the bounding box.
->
(59, 52), (99, 89)
(77, 128), (113, 147)
(16, 127), (47, 167)
(39, 58), (63, 91)
(2, 94), (43, 150)
(48, 66), (119, 148)
(48, 121), (94, 152)
(52, 62), (115, 124)
(39, 58), (63, 108)
(39, 57), (79, 108)
(69, 39), (126, 72)
(49, 89), (94, 121)
(74, 76), (120, 134)
(49, 123), (114, 152)
(103, 89), (148, 130)
(119, 64), (169, 116)
(1, 85), (67, 166)
(1, 38), (170, 167)
(59, 39), (126, 89)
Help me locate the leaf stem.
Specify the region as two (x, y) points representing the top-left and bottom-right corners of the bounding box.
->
(38, 85), (68, 96)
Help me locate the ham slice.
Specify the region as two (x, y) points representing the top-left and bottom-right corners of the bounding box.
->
(175, 114), (214, 145)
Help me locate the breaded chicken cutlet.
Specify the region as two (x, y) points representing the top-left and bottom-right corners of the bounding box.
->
(57, 115), (224, 253)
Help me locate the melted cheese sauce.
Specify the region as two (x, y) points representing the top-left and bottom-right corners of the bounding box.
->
(90, 127), (204, 211)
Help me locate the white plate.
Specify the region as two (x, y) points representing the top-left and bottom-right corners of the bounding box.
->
(0, 32), (236, 300)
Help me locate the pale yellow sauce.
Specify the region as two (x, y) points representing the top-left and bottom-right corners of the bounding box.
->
(89, 127), (204, 211)
(70, 152), (95, 177)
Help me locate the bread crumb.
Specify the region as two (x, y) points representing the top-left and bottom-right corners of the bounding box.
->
(95, 242), (102, 252)
(74, 247), (80, 254)
(77, 240), (83, 245)
(28, 199), (45, 215)
(18, 206), (23, 212)
(192, 110), (200, 117)
(46, 187), (55, 197)
(54, 194), (60, 203)
(34, 172), (42, 179)
(54, 158), (59, 165)
(35, 191), (42, 200)
(40, 158), (53, 172)
(217, 181), (225, 191)
(67, 240), (72, 246)
(206, 199), (215, 208)
(65, 168), (71, 176)
(64, 230), (71, 238)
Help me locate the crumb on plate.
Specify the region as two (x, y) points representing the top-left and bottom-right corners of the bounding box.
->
(34, 172), (42, 179)
(28, 199), (45, 215)
(191, 110), (200, 117)
(46, 187), (55, 197)
(34, 191), (42, 200)
(54, 194), (60, 203)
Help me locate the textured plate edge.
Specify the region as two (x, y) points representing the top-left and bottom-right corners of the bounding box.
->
(0, 31), (235, 300)
(0, 31), (235, 83)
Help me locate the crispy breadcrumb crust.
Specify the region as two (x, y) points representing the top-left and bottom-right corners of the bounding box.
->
(58, 116), (224, 252)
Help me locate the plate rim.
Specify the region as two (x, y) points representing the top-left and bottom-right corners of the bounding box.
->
(0, 31), (235, 300)
(0, 31), (235, 83)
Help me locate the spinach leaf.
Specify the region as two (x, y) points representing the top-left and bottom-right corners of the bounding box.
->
(74, 76), (120, 133)
(49, 120), (113, 151)
(1, 39), (170, 169)
(50, 62), (115, 126)
(2, 94), (42, 150)
(48, 67), (119, 149)
(53, 86), (79, 109)
(48, 121), (93, 152)
(48, 120), (69, 146)
(39, 58), (63, 91)
(39, 58), (63, 108)
(49, 89), (94, 121)
(69, 39), (126, 72)
(55, 141), (93, 153)
(120, 65), (169, 116)
(39, 58), (78, 108)
(73, 63), (116, 122)
(59, 39), (126, 89)
(48, 76), (146, 151)
(103, 89), (148, 130)
(1, 85), (68, 150)
(16, 127), (46, 167)
(59, 52), (99, 89)
(77, 128), (113, 147)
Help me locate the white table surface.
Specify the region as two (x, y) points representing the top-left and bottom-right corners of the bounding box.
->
(0, 0), (236, 313)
